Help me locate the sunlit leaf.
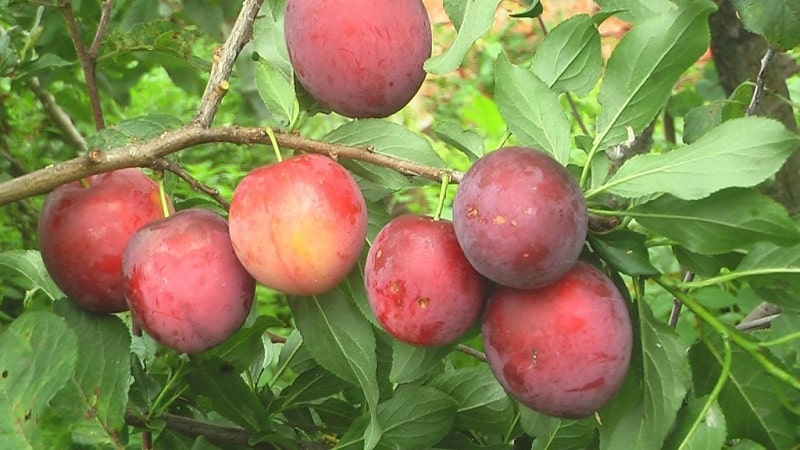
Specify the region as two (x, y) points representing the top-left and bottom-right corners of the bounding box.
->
(0, 250), (63, 301)
(495, 54), (572, 165)
(731, 0), (800, 50)
(531, 14), (602, 97)
(425, 0), (502, 74)
(593, 118), (799, 200)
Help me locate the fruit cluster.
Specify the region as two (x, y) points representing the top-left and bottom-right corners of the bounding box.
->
(38, 155), (369, 354)
(365, 147), (633, 418)
(37, 0), (632, 421)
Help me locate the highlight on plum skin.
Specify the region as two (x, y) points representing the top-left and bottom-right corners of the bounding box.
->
(482, 262), (633, 419)
(123, 208), (255, 354)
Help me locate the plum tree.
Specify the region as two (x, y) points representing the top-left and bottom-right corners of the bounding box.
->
(123, 208), (255, 354)
(482, 262), (632, 418)
(38, 168), (167, 313)
(364, 214), (486, 347)
(284, 0), (431, 118)
(228, 153), (368, 296)
(453, 147), (588, 289)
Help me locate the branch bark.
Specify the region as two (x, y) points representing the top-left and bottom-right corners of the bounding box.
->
(0, 126), (461, 205)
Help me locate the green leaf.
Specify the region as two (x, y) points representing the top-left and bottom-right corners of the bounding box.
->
(591, 117), (800, 200)
(85, 114), (183, 150)
(377, 386), (458, 448)
(600, 302), (691, 450)
(520, 407), (598, 450)
(594, 0), (716, 150)
(730, 0), (800, 51)
(390, 341), (450, 385)
(425, 0), (502, 74)
(730, 241), (800, 309)
(664, 396), (727, 450)
(0, 250), (63, 301)
(588, 229), (659, 276)
(253, 7), (297, 128)
(433, 121), (485, 163)
(325, 119), (442, 200)
(510, 0), (543, 18)
(430, 367), (515, 434)
(683, 99), (746, 144)
(186, 356), (271, 432)
(689, 337), (800, 450)
(289, 288), (381, 441)
(200, 315), (282, 381)
(0, 312), (78, 449)
(595, 0), (674, 24)
(279, 368), (350, 408)
(531, 14), (602, 97)
(99, 19), (210, 71)
(628, 189), (800, 255)
(50, 301), (131, 445)
(494, 54), (572, 165)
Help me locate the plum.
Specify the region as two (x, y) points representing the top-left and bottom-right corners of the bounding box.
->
(453, 147), (587, 289)
(123, 208), (255, 354)
(38, 168), (167, 313)
(228, 154), (367, 296)
(364, 215), (486, 347)
(284, 0), (431, 118)
(482, 262), (632, 418)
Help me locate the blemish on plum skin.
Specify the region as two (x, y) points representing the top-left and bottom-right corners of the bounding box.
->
(493, 216), (506, 225)
(467, 206), (478, 218)
(417, 297), (430, 309)
(566, 377), (605, 393)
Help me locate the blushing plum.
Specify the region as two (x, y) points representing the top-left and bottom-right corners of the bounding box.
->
(284, 0), (432, 118)
(482, 262), (632, 418)
(453, 147), (587, 289)
(364, 215), (486, 347)
(123, 208), (255, 354)
(228, 154), (367, 296)
(38, 168), (167, 313)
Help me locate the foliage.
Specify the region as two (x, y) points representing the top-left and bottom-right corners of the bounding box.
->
(1, 0), (800, 449)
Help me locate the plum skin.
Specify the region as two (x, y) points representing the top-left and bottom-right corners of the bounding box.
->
(482, 262), (633, 418)
(364, 215), (486, 347)
(453, 147), (588, 289)
(228, 154), (368, 296)
(38, 168), (167, 313)
(123, 208), (255, 354)
(284, 0), (432, 118)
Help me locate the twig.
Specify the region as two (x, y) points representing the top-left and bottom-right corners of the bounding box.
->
(668, 271), (695, 328)
(456, 344), (486, 362)
(0, 125), (462, 205)
(61, 1), (105, 130)
(150, 158), (231, 210)
(192, 0), (264, 128)
(89, 0), (115, 58)
(736, 313), (781, 332)
(746, 47), (775, 116)
(27, 77), (87, 152)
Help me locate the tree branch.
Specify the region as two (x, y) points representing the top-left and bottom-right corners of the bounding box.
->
(0, 125), (462, 205)
(61, 1), (105, 130)
(192, 0), (264, 128)
(746, 47), (775, 116)
(27, 77), (87, 152)
(89, 0), (115, 58)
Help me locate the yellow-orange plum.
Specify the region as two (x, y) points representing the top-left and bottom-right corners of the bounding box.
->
(228, 154), (367, 296)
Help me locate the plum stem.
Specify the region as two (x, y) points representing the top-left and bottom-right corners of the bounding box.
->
(433, 173), (451, 221)
(157, 175), (171, 218)
(265, 127), (283, 162)
(79, 178), (91, 188)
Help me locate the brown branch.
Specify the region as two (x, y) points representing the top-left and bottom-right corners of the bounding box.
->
(27, 77), (87, 152)
(0, 125), (462, 205)
(456, 344), (486, 362)
(89, 0), (116, 58)
(61, 1), (105, 130)
(192, 0), (264, 128)
(150, 158), (231, 210)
